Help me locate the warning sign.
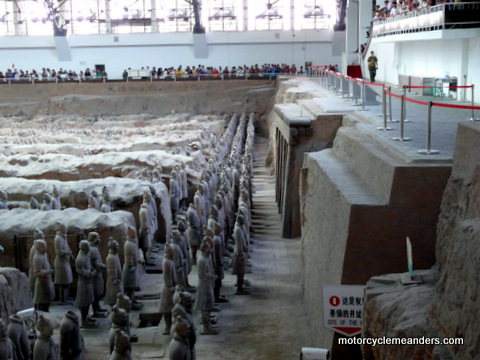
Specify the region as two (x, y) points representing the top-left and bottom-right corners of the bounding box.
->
(323, 285), (365, 337)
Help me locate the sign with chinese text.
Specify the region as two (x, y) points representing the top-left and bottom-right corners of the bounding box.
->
(323, 285), (365, 337)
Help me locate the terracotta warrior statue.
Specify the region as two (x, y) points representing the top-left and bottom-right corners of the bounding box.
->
(101, 185), (112, 213)
(51, 185), (61, 210)
(33, 239), (55, 312)
(186, 203), (201, 264)
(89, 232), (108, 317)
(29, 228), (45, 295)
(0, 190), (8, 210)
(109, 330), (131, 360)
(232, 215), (250, 295)
(138, 201), (152, 265)
(168, 316), (191, 360)
(169, 170), (181, 222)
(172, 291), (196, 360)
(53, 221), (73, 304)
(88, 190), (100, 210)
(159, 243), (177, 335)
(170, 230), (187, 291)
(59, 310), (82, 360)
(109, 305), (129, 354)
(75, 240), (99, 328)
(194, 240), (218, 335)
(33, 315), (58, 360)
(105, 238), (124, 308)
(122, 226), (142, 310)
(40, 192), (53, 211)
(7, 314), (30, 360)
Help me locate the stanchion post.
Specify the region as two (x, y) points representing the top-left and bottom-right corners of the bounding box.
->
(402, 86), (410, 122)
(361, 81), (366, 111)
(418, 101), (439, 154)
(387, 86), (399, 123)
(378, 88), (392, 131)
(353, 80), (358, 106)
(468, 84), (479, 121)
(393, 95), (411, 142)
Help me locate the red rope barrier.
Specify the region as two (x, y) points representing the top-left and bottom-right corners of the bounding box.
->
(385, 91), (402, 99)
(431, 102), (480, 110)
(406, 85), (472, 89)
(404, 97), (430, 106)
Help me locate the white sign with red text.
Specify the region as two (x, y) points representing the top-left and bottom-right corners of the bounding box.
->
(323, 285), (365, 337)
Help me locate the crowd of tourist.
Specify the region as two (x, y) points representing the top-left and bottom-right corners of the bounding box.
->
(0, 67), (107, 82)
(0, 63), (303, 83)
(124, 63), (305, 80)
(372, 0), (454, 20)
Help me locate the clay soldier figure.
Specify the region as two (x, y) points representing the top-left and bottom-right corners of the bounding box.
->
(89, 232), (108, 317)
(168, 316), (191, 360)
(33, 239), (55, 312)
(33, 315), (58, 360)
(152, 166), (163, 184)
(159, 243), (177, 335)
(101, 185), (112, 213)
(0, 319), (15, 360)
(194, 241), (218, 335)
(176, 218), (192, 279)
(180, 163), (188, 210)
(115, 294), (138, 344)
(143, 190), (158, 234)
(87, 195), (99, 210)
(53, 221), (73, 304)
(0, 190), (7, 210)
(109, 330), (131, 360)
(172, 291), (196, 360)
(59, 310), (82, 360)
(171, 230), (187, 290)
(89, 190), (100, 210)
(186, 203), (202, 264)
(30, 196), (39, 209)
(51, 185), (61, 210)
(40, 192), (52, 211)
(29, 228), (45, 295)
(193, 189), (206, 228)
(105, 238), (124, 308)
(138, 202), (152, 264)
(122, 226), (142, 310)
(75, 240), (99, 328)
(170, 170), (181, 222)
(7, 314), (30, 360)
(232, 215), (250, 295)
(109, 305), (129, 354)
(211, 223), (228, 303)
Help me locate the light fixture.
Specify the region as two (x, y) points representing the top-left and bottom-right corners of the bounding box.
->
(304, 5), (328, 18)
(256, 0), (282, 20)
(209, 7), (236, 21)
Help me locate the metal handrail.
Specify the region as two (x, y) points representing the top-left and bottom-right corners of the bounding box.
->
(372, 2), (480, 37)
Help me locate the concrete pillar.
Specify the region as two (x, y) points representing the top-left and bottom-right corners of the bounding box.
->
(243, 0), (248, 31)
(13, 0), (21, 35)
(105, 0), (112, 34)
(358, 0), (372, 48)
(150, 0), (157, 33)
(345, 0), (358, 53)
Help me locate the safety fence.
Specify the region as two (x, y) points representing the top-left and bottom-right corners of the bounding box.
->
(308, 66), (480, 155)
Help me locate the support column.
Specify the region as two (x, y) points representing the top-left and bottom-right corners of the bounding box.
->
(150, 0), (157, 33)
(13, 0), (21, 35)
(243, 0), (248, 31)
(105, 0), (112, 33)
(345, 0), (358, 53)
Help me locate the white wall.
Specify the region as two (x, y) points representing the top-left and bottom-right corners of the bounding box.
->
(0, 29), (342, 78)
(367, 33), (480, 102)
